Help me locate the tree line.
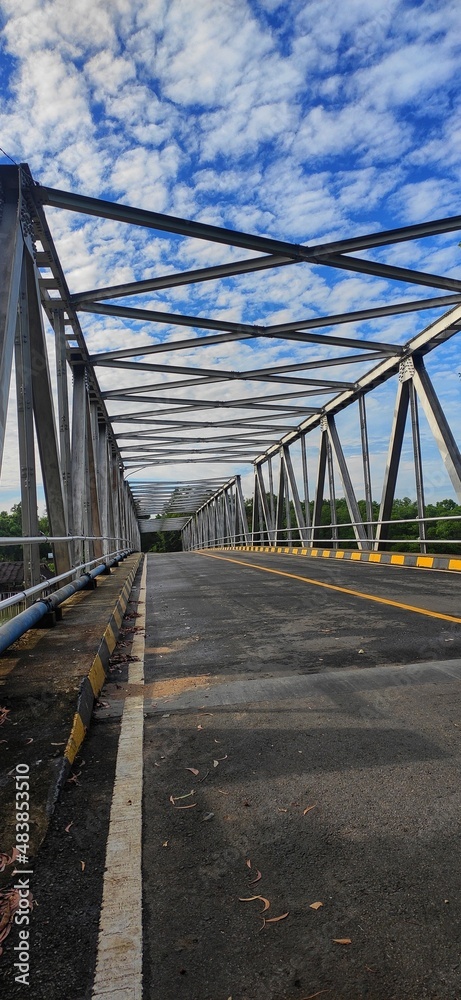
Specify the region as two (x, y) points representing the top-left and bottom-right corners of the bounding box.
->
(0, 504), (51, 562)
(1, 498), (460, 556)
(246, 495), (461, 554)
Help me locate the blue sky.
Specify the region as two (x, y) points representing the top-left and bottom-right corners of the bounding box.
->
(0, 0), (461, 508)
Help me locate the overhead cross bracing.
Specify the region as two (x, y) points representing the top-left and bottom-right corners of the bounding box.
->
(1, 162), (461, 553)
(130, 479), (226, 519)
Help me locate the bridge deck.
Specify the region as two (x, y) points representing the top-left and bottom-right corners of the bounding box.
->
(1, 551), (460, 999)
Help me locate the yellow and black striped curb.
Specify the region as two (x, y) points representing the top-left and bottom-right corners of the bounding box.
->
(56, 553), (143, 793)
(218, 545), (461, 573)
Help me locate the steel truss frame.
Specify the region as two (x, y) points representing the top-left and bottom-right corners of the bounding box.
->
(182, 477), (250, 550)
(0, 165), (140, 586)
(1, 163), (461, 556)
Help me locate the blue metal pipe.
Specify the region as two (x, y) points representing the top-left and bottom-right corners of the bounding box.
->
(0, 599), (51, 653)
(0, 549), (133, 656)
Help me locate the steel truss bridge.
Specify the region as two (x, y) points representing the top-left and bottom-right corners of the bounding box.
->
(1, 162), (461, 592)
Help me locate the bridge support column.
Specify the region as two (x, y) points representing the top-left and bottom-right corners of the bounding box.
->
(412, 357), (461, 504)
(301, 436), (312, 544)
(52, 308), (72, 531)
(25, 248), (71, 575)
(375, 377), (409, 550)
(0, 166), (24, 474)
(359, 394), (374, 542)
(15, 256), (40, 593)
(282, 445), (309, 545)
(312, 425), (327, 546)
(326, 415), (370, 550)
(71, 363), (88, 567)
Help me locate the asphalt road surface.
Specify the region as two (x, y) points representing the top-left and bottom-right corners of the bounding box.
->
(1, 550), (461, 1000)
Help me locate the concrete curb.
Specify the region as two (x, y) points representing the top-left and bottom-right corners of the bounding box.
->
(53, 552), (143, 803)
(219, 544), (461, 573)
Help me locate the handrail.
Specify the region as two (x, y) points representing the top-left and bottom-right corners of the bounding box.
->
(185, 511), (461, 550)
(0, 550), (134, 655)
(0, 547), (132, 611)
(0, 534), (130, 544)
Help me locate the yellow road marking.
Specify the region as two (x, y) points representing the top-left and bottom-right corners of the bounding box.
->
(198, 551), (461, 624)
(64, 712), (86, 765)
(417, 556), (434, 568)
(88, 654), (106, 697)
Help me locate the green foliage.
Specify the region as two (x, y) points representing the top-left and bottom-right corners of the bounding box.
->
(145, 531), (183, 553)
(245, 494), (461, 554)
(0, 504), (51, 562)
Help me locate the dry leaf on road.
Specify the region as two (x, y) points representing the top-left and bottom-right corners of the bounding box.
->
(170, 790), (195, 803)
(303, 805), (316, 815)
(333, 938), (351, 945)
(239, 895), (270, 912)
(309, 901), (323, 910)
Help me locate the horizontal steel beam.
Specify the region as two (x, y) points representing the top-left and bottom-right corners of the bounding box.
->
(70, 254), (294, 304)
(322, 253), (461, 292)
(38, 183), (461, 263)
(102, 368), (341, 398)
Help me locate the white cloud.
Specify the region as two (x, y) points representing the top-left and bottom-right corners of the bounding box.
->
(1, 0), (461, 508)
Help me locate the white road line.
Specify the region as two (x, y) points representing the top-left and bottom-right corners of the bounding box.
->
(92, 555), (147, 1000)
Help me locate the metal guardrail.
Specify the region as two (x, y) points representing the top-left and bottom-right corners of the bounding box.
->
(0, 534), (131, 608)
(188, 513), (461, 550)
(0, 539), (131, 613)
(0, 544), (134, 655)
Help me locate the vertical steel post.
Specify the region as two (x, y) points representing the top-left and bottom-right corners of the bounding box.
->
(0, 166), (23, 474)
(326, 415), (369, 550)
(359, 394), (374, 541)
(86, 398), (103, 558)
(70, 364), (87, 567)
(97, 424), (110, 550)
(15, 259), (40, 592)
(52, 309), (72, 528)
(275, 452), (286, 545)
(268, 456), (275, 529)
(111, 454), (122, 548)
(282, 445), (308, 544)
(312, 426), (327, 545)
(25, 250), (71, 574)
(408, 378), (426, 552)
(375, 375), (410, 550)
(326, 433), (338, 548)
(301, 434), (312, 542)
(235, 475), (250, 544)
(255, 464), (276, 544)
(223, 487), (233, 545)
(284, 465), (292, 544)
(413, 357), (461, 504)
